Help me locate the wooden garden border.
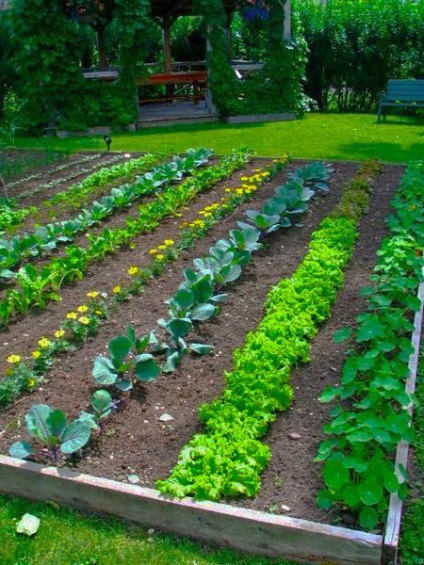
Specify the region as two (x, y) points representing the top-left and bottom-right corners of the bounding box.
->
(0, 284), (422, 564)
(382, 278), (424, 564)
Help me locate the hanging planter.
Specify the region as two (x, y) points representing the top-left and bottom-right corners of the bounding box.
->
(239, 0), (270, 21)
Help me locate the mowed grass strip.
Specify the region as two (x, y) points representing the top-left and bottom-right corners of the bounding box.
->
(14, 113), (424, 163)
(0, 494), (294, 565)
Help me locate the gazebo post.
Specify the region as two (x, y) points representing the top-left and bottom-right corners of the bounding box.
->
(162, 13), (172, 73)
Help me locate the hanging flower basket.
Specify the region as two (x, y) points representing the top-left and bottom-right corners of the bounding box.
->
(239, 0), (270, 21)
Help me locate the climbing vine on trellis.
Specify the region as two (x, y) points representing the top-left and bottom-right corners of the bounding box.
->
(10, 0), (305, 130)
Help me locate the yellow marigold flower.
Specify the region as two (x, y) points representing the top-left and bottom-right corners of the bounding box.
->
(199, 210), (205, 215)
(67, 312), (78, 320)
(156, 254), (165, 260)
(128, 266), (140, 276)
(6, 354), (21, 364)
(38, 338), (51, 350)
(149, 249), (158, 255)
(78, 316), (90, 325)
(164, 239), (174, 246)
(27, 378), (37, 388)
(158, 244), (166, 250)
(203, 212), (212, 218)
(54, 329), (65, 339)
(95, 310), (103, 316)
(113, 286), (121, 294)
(87, 291), (99, 298)
(224, 188), (232, 193)
(5, 368), (13, 376)
(189, 223), (195, 227)
(255, 168), (262, 172)
(77, 305), (88, 313)
(241, 176), (249, 181)
(32, 350), (42, 360)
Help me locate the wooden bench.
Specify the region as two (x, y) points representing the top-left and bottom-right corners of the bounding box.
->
(377, 79), (424, 123)
(137, 71), (208, 106)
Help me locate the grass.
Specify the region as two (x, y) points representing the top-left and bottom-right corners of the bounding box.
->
(399, 351), (424, 565)
(0, 495), (293, 565)
(11, 113), (424, 163)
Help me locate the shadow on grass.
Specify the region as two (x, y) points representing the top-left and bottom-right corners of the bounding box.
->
(337, 141), (424, 163)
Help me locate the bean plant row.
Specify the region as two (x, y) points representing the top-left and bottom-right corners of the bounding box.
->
(316, 161), (424, 530)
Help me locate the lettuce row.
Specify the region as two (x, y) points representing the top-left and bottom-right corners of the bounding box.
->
(156, 163), (379, 501)
(316, 161), (424, 530)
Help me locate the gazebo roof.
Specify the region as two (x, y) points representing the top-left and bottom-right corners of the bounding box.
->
(150, 0), (238, 18)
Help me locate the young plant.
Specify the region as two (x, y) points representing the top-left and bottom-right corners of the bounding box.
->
(9, 404), (92, 462)
(92, 325), (160, 391)
(79, 390), (119, 431)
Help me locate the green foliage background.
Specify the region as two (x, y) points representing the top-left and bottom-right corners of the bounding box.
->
(295, 0), (424, 112)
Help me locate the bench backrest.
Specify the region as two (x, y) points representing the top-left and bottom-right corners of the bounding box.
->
(385, 79), (424, 101)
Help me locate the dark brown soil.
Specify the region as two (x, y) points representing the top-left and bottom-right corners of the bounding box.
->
(0, 158), (404, 529)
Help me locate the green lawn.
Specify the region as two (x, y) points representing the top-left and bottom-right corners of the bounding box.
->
(0, 495), (292, 565)
(14, 113), (424, 163)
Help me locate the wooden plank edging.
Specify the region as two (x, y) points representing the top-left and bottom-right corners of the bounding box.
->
(383, 278), (424, 564)
(0, 455), (382, 565)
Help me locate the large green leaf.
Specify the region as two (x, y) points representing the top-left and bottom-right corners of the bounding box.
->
(61, 420), (91, 454)
(356, 315), (386, 342)
(92, 355), (118, 386)
(170, 288), (195, 314)
(134, 354), (160, 382)
(26, 405), (54, 443)
(108, 336), (132, 366)
(358, 480), (383, 506)
(192, 276), (214, 304)
(47, 410), (67, 439)
(9, 441), (33, 460)
(190, 303), (216, 321)
(323, 459), (349, 490)
(359, 507), (379, 529)
(167, 317), (193, 339)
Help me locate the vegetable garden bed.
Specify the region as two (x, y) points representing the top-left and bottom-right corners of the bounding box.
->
(0, 150), (421, 564)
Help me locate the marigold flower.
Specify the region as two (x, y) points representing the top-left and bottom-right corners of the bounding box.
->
(77, 305), (88, 313)
(95, 310), (103, 316)
(224, 188), (232, 193)
(78, 316), (90, 325)
(38, 338), (51, 349)
(164, 239), (174, 246)
(87, 291), (99, 298)
(156, 254), (165, 260)
(27, 378), (37, 388)
(6, 354), (21, 364)
(32, 350), (42, 359)
(113, 286), (121, 294)
(149, 249), (158, 255)
(158, 244), (166, 250)
(67, 312), (78, 320)
(54, 329), (65, 339)
(128, 266), (140, 276)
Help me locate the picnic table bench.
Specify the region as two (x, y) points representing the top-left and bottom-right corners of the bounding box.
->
(137, 71), (208, 105)
(377, 79), (424, 123)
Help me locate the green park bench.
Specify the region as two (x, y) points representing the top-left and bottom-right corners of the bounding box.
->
(377, 79), (424, 123)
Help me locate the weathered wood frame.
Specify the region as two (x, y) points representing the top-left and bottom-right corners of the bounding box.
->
(0, 281), (422, 564)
